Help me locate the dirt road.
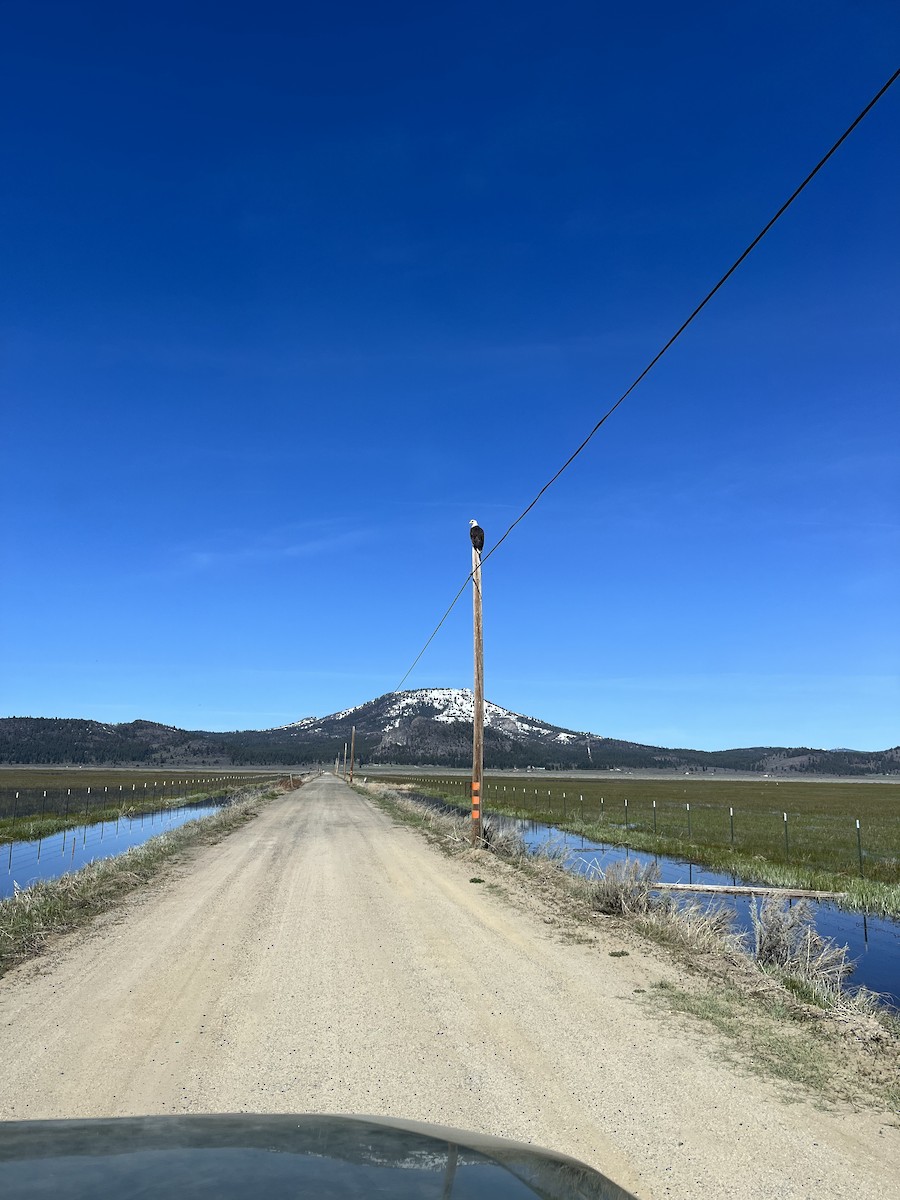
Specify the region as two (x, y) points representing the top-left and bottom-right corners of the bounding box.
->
(0, 775), (895, 1198)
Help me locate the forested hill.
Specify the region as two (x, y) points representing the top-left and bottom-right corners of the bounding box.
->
(1, 692), (897, 775)
(0, 717), (225, 766)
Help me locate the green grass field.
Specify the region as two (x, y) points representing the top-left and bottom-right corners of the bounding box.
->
(380, 773), (900, 891)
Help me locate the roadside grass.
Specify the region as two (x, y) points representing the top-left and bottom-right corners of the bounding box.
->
(647, 979), (900, 1111)
(380, 777), (900, 917)
(364, 781), (900, 1111)
(0, 786), (277, 978)
(647, 980), (831, 1094)
(361, 784), (555, 868)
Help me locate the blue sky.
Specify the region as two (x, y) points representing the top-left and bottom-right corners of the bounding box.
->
(1, 2), (898, 750)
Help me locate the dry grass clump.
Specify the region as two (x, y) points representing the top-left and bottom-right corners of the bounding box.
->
(638, 898), (743, 955)
(751, 897), (850, 984)
(478, 817), (528, 859)
(749, 896), (884, 1017)
(587, 859), (660, 915)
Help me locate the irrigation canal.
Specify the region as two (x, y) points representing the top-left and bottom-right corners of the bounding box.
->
(514, 815), (899, 1006)
(0, 800), (225, 901)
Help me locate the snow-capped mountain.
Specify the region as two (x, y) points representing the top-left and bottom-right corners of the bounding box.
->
(262, 688), (604, 768)
(296, 688), (576, 736)
(256, 691), (899, 773)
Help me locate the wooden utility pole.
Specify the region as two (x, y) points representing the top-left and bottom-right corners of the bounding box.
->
(471, 521), (484, 845)
(342, 741), (348, 779)
(348, 725), (356, 783)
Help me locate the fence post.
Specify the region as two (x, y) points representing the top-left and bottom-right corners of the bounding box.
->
(783, 812), (789, 860)
(652, 799), (657, 835)
(37, 790), (47, 861)
(856, 819), (864, 877)
(729, 806), (734, 846)
(686, 802), (691, 840)
(62, 789), (71, 855)
(623, 797), (628, 829)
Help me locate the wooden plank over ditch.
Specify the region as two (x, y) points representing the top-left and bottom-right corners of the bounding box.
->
(651, 883), (848, 900)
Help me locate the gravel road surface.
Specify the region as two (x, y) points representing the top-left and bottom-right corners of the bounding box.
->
(0, 774), (896, 1198)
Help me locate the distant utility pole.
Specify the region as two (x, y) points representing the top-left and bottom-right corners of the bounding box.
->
(342, 741), (348, 779)
(469, 519), (485, 845)
(348, 725), (356, 783)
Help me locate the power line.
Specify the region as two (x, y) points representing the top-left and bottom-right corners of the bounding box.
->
(393, 575), (471, 692)
(393, 65), (900, 694)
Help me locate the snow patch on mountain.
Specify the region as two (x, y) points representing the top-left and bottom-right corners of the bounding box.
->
(269, 687), (600, 747)
(385, 688), (550, 735)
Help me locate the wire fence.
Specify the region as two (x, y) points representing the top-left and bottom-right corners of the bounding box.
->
(0, 773), (257, 816)
(379, 774), (900, 883)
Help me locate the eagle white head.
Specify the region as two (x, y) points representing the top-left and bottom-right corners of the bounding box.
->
(469, 519), (478, 529)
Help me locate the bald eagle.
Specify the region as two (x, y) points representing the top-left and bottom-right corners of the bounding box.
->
(469, 519), (484, 554)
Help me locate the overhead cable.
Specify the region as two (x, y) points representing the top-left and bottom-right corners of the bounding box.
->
(393, 65), (900, 694)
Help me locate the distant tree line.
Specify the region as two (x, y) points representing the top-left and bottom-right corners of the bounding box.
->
(1, 716), (897, 775)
